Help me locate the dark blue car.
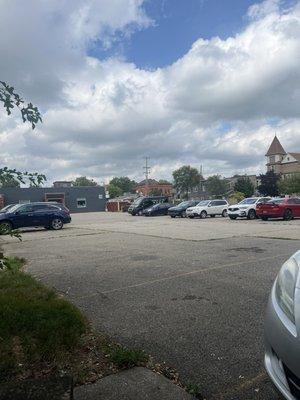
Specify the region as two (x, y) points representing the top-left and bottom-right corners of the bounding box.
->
(0, 202), (71, 232)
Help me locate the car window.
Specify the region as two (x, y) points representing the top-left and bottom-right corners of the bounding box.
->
(210, 201), (217, 206)
(17, 204), (34, 213)
(287, 198), (300, 204)
(32, 204), (51, 211)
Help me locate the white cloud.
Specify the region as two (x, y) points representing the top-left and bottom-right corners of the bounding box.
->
(1, 0), (300, 184)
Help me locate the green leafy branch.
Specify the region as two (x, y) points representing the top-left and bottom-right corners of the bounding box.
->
(0, 81), (42, 129)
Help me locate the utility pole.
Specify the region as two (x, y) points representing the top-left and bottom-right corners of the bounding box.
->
(143, 157), (151, 194)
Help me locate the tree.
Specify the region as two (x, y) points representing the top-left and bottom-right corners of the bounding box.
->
(158, 179), (171, 184)
(228, 191), (245, 205)
(278, 174), (300, 195)
(258, 171), (280, 196)
(72, 176), (98, 187)
(0, 175), (20, 188)
(108, 184), (122, 198)
(206, 175), (228, 197)
(234, 177), (254, 197)
(172, 165), (201, 198)
(109, 177), (137, 194)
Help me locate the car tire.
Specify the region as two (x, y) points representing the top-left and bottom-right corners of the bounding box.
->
(0, 220), (12, 233)
(229, 216), (237, 220)
(181, 212), (186, 218)
(171, 215), (176, 218)
(247, 209), (256, 220)
(210, 214), (215, 218)
(283, 209), (293, 221)
(200, 210), (207, 219)
(261, 216), (268, 221)
(222, 210), (228, 217)
(50, 218), (63, 230)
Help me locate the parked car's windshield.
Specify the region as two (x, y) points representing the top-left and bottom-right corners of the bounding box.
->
(239, 198), (257, 205)
(177, 201), (191, 208)
(132, 198), (143, 206)
(0, 204), (15, 213)
(6, 204), (22, 213)
(196, 200), (210, 206)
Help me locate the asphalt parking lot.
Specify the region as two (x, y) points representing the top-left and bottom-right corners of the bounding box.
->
(2, 213), (300, 399)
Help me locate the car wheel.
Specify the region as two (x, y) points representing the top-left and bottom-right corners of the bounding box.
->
(200, 210), (207, 219)
(181, 211), (186, 218)
(222, 209), (228, 217)
(229, 216), (237, 220)
(51, 218), (63, 230)
(283, 209), (293, 221)
(210, 214), (215, 218)
(0, 221), (12, 234)
(247, 209), (256, 220)
(171, 215), (176, 218)
(261, 216), (268, 221)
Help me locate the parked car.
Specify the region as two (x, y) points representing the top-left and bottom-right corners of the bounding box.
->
(143, 203), (172, 216)
(0, 202), (71, 231)
(168, 200), (199, 218)
(265, 250), (300, 399)
(188, 199), (228, 219)
(228, 197), (271, 220)
(257, 197), (300, 221)
(128, 196), (169, 216)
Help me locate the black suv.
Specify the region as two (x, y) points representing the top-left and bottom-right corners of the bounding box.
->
(128, 196), (169, 216)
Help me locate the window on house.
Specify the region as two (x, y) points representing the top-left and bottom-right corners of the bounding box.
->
(77, 198), (87, 208)
(269, 156), (275, 163)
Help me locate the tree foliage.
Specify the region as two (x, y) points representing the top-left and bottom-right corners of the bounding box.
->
(109, 177), (137, 194)
(234, 176), (254, 197)
(0, 81), (42, 129)
(258, 171), (280, 196)
(0, 174), (20, 188)
(172, 165), (201, 198)
(72, 176), (98, 187)
(0, 81), (45, 187)
(108, 184), (123, 198)
(278, 174), (300, 195)
(228, 191), (245, 205)
(206, 175), (228, 197)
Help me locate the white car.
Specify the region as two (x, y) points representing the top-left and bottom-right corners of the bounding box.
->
(187, 199), (228, 219)
(228, 197), (271, 220)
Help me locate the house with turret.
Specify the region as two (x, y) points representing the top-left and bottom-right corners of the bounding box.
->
(266, 135), (300, 177)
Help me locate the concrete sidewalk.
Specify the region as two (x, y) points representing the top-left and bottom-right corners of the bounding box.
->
(74, 367), (195, 400)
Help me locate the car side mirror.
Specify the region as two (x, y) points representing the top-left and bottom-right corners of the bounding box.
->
(208, 204), (211, 207)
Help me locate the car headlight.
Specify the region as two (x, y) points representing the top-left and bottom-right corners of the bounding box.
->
(276, 258), (299, 323)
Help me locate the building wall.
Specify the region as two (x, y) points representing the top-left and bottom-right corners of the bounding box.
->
(0, 187), (106, 213)
(281, 163), (300, 175)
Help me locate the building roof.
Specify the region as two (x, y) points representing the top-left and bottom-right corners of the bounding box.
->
(288, 153), (300, 162)
(136, 179), (172, 186)
(265, 136), (286, 156)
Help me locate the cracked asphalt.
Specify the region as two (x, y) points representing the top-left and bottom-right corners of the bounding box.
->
(2, 213), (300, 399)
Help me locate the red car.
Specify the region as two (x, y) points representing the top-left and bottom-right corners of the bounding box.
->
(256, 197), (300, 220)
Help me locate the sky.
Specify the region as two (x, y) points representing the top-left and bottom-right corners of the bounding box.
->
(1, 0), (300, 184)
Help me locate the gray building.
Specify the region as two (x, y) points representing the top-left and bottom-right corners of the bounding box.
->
(0, 186), (106, 213)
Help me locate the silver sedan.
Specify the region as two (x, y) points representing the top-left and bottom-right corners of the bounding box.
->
(265, 250), (300, 400)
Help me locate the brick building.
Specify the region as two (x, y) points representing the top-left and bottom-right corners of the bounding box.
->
(134, 179), (173, 196)
(266, 136), (300, 177)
